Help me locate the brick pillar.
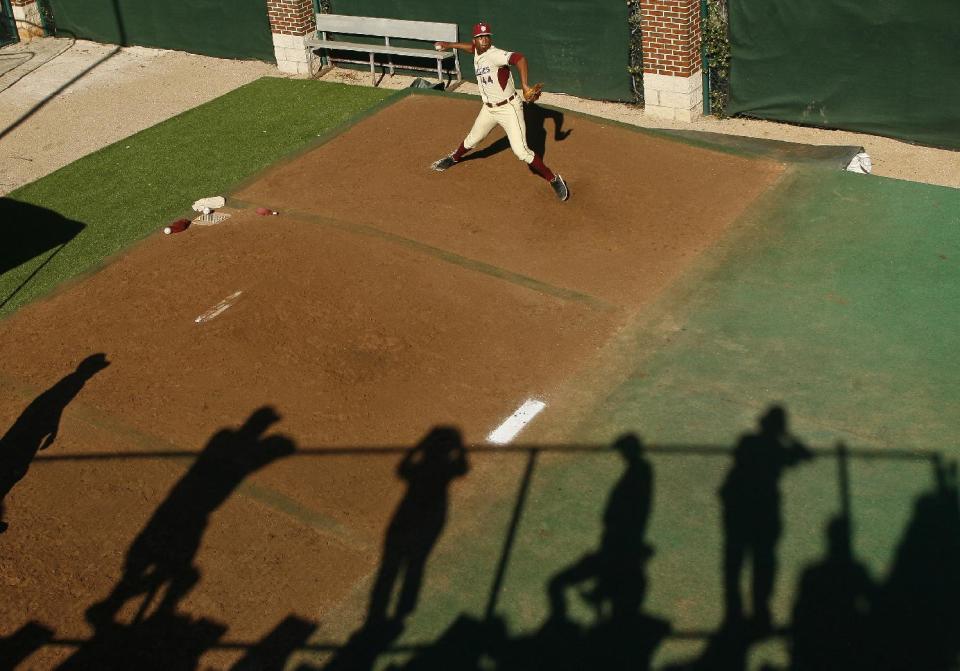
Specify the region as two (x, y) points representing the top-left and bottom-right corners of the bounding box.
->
(12, 0), (46, 41)
(267, 0), (318, 76)
(640, 0), (703, 121)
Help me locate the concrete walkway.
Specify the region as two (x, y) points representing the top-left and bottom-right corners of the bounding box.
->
(2, 36), (958, 198)
(0, 38), (276, 195)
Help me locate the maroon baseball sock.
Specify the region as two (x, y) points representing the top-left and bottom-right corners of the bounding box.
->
(452, 142), (468, 161)
(529, 154), (555, 181)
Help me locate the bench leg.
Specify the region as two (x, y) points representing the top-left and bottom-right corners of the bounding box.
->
(436, 59), (443, 86)
(369, 52), (376, 86)
(386, 37), (394, 77)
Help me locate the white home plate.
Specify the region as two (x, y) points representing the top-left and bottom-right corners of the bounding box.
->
(487, 399), (547, 445)
(193, 212), (232, 226)
(195, 290), (242, 324)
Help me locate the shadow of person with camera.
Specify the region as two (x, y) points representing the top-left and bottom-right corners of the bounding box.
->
(366, 426), (470, 626)
(719, 405), (813, 637)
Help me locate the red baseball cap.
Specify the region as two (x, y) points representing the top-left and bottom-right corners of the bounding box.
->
(472, 22), (492, 37)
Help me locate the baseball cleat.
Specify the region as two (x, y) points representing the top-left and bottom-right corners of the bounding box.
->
(550, 174), (569, 201)
(431, 155), (457, 172)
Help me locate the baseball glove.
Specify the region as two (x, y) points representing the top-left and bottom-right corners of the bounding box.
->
(523, 83), (544, 103)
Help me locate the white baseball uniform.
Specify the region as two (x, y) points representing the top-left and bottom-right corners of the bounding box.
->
(464, 46), (535, 164)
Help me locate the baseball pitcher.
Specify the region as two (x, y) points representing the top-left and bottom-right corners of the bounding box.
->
(432, 22), (569, 201)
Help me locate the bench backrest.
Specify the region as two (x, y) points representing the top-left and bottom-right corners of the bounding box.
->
(315, 14), (458, 42)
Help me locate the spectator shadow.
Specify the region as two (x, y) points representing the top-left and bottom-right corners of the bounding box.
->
(366, 426), (470, 626)
(391, 434), (669, 671)
(718, 405), (813, 635)
(789, 515), (875, 671)
(508, 434), (668, 670)
(66, 407), (296, 668)
(232, 615), (318, 671)
(0, 622), (54, 668)
(0, 352), (109, 533)
(865, 457), (960, 671)
(664, 405), (815, 671)
(4, 406), (957, 669)
(310, 427), (469, 671)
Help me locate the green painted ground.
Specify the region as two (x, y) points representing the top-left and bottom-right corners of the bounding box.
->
(1, 78), (395, 319)
(383, 166), (960, 669)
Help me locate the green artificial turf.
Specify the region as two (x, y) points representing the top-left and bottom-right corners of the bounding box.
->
(1, 78), (396, 319)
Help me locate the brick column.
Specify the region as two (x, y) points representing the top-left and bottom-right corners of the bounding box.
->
(267, 0), (318, 76)
(640, 0), (703, 121)
(12, 0), (46, 41)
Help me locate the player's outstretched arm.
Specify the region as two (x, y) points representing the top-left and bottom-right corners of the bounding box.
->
(435, 41), (475, 53)
(513, 54), (531, 90)
(512, 55), (543, 102)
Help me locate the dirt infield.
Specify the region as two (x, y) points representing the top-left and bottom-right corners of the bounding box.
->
(235, 95), (782, 308)
(0, 95), (783, 667)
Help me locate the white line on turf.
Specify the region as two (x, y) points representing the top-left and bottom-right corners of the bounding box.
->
(487, 399), (547, 445)
(195, 290), (243, 324)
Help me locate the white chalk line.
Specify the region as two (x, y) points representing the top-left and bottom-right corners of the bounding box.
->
(195, 290), (243, 324)
(487, 398), (547, 445)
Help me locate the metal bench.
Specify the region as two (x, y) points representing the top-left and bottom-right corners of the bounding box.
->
(306, 14), (462, 90)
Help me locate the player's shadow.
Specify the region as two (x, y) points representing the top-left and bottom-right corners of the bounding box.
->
(0, 352), (109, 534)
(523, 103), (572, 158)
(65, 407), (296, 669)
(459, 103), (571, 163)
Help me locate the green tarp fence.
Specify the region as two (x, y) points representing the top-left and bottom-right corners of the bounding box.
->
(329, 0), (631, 101)
(727, 0), (960, 150)
(46, 0), (274, 62)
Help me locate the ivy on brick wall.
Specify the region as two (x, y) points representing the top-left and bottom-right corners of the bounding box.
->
(627, 0), (643, 104)
(703, 0), (730, 116)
